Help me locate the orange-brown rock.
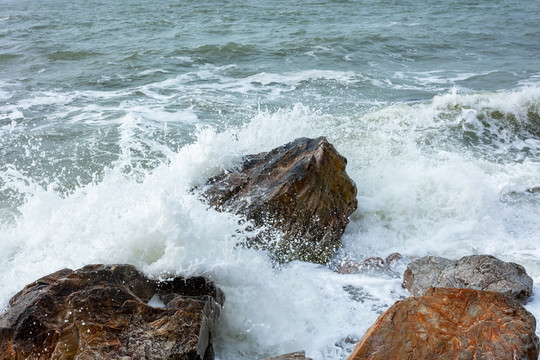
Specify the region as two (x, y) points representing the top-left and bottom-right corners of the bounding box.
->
(347, 287), (539, 360)
(202, 137), (357, 264)
(0, 264), (224, 360)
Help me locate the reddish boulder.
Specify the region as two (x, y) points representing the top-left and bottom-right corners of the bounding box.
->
(347, 287), (539, 360)
(0, 264), (224, 360)
(202, 137), (358, 264)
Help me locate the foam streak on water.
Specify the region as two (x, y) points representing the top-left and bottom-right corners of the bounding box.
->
(2, 0), (540, 358)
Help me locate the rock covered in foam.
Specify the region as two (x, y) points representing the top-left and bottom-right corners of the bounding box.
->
(403, 254), (533, 304)
(261, 350), (313, 360)
(337, 253), (402, 274)
(0, 264), (223, 360)
(347, 287), (539, 360)
(202, 136), (358, 264)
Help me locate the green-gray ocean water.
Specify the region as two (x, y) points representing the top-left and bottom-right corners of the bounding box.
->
(1, 0), (540, 358)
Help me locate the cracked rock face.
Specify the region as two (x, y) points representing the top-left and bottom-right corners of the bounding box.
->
(402, 254), (533, 303)
(0, 264), (224, 360)
(202, 136), (358, 264)
(347, 287), (539, 360)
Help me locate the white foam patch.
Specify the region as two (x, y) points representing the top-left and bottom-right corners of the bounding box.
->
(214, 261), (407, 359)
(432, 86), (540, 118)
(338, 87), (540, 257)
(148, 294), (166, 308)
(138, 69), (170, 76)
(135, 68), (360, 99)
(245, 70), (358, 86)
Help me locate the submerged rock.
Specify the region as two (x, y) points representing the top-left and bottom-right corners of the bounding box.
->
(0, 264), (223, 360)
(202, 136), (357, 264)
(347, 287), (539, 360)
(403, 254), (533, 304)
(337, 253), (402, 274)
(261, 350), (313, 360)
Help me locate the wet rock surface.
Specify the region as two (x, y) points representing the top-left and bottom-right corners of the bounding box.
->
(347, 287), (539, 360)
(403, 254), (533, 303)
(0, 264), (223, 360)
(202, 136), (357, 264)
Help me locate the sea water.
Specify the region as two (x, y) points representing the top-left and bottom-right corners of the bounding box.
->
(1, 0), (540, 358)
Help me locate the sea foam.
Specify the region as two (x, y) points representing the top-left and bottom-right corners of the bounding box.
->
(1, 87), (540, 358)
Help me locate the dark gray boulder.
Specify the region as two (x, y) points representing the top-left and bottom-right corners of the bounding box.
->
(403, 255), (533, 303)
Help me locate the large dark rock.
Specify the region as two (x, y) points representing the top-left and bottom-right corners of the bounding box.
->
(402, 254), (533, 304)
(202, 137), (358, 264)
(0, 264), (224, 360)
(347, 287), (539, 360)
